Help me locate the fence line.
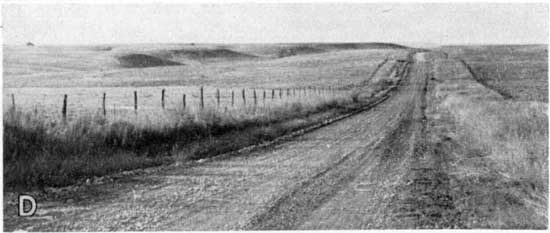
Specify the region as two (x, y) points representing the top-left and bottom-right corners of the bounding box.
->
(14, 86), (349, 120)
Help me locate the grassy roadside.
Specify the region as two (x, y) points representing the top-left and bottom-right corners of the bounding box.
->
(3, 98), (347, 190)
(428, 56), (548, 228)
(4, 59), (409, 191)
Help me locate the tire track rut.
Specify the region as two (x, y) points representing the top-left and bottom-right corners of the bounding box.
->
(389, 53), (462, 228)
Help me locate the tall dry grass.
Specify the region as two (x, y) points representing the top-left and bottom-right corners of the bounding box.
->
(432, 51), (548, 227)
(444, 97), (548, 185)
(4, 93), (359, 189)
(442, 95), (548, 224)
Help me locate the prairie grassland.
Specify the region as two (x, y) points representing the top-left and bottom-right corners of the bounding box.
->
(3, 44), (409, 190)
(431, 52), (548, 228)
(4, 45), (407, 88)
(442, 45), (548, 102)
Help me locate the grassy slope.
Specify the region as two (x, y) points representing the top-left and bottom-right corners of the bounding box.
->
(4, 47), (405, 89)
(4, 43), (407, 87)
(3, 47), (407, 122)
(428, 49), (547, 228)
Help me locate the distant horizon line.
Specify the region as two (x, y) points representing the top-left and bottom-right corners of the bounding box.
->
(4, 41), (548, 47)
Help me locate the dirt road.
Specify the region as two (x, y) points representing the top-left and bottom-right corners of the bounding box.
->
(6, 52), (436, 231)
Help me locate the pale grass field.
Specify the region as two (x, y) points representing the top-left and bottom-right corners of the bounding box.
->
(442, 45), (548, 102)
(4, 45), (406, 121)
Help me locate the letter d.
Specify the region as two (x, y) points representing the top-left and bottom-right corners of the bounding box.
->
(18, 194), (37, 217)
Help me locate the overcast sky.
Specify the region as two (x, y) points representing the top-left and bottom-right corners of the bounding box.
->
(2, 3), (548, 45)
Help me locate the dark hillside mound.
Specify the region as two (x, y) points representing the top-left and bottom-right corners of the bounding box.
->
(276, 45), (326, 58)
(116, 54), (182, 68)
(315, 43), (409, 50)
(92, 46), (113, 51)
(271, 43), (408, 58)
(156, 48), (257, 62)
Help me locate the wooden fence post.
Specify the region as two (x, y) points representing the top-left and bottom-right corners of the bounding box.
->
(272, 89), (275, 99)
(231, 90), (234, 107)
(62, 94), (68, 121)
(279, 88), (282, 99)
(161, 89), (166, 109)
(11, 94), (15, 111)
(216, 89), (220, 107)
(102, 93), (106, 116)
(183, 94), (186, 109)
(134, 91), (138, 114)
(242, 89), (246, 106)
(263, 90), (266, 104)
(253, 89), (257, 106)
(200, 86), (204, 109)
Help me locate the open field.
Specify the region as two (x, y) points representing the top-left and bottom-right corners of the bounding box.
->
(3, 43), (547, 230)
(441, 45), (548, 102)
(3, 43), (410, 189)
(4, 43), (406, 87)
(426, 46), (548, 228)
(4, 44), (407, 118)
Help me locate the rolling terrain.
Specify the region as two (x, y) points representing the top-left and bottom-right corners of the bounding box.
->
(4, 49), (417, 231)
(3, 44), (410, 190)
(3, 44), (547, 230)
